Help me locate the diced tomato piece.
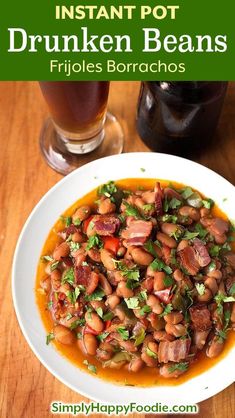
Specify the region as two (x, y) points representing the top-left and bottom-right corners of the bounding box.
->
(84, 324), (99, 336)
(154, 287), (173, 304)
(83, 215), (95, 234)
(102, 236), (120, 255)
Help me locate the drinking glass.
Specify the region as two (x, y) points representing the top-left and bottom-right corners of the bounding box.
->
(39, 81), (124, 175)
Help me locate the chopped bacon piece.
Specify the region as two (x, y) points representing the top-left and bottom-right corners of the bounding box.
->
(154, 287), (172, 304)
(158, 339), (191, 363)
(94, 215), (120, 236)
(121, 219), (152, 245)
(193, 238), (211, 267)
(75, 265), (91, 286)
(189, 305), (212, 331)
(154, 182), (163, 215)
(201, 217), (229, 236)
(179, 246), (200, 275)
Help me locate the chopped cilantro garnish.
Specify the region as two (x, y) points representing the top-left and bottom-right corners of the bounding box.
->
(159, 303), (173, 318)
(46, 332), (54, 345)
(195, 283), (206, 296)
(143, 203), (154, 213)
(163, 276), (175, 287)
(183, 231), (199, 240)
(62, 268), (75, 285)
(150, 257), (172, 275)
(66, 313), (73, 320)
(229, 283), (235, 296)
(96, 307), (103, 318)
(98, 181), (117, 199)
(69, 241), (80, 252)
(50, 261), (60, 272)
(207, 261), (216, 272)
(47, 301), (53, 309)
(140, 167), (146, 172)
(117, 326), (129, 341)
(161, 214), (178, 224)
(169, 198), (181, 209)
(217, 310), (231, 342)
(83, 360), (97, 374)
(144, 240), (157, 257)
(180, 187), (194, 199)
(168, 362), (189, 373)
(86, 234), (103, 250)
(202, 199), (214, 209)
(66, 287), (80, 304)
(123, 201), (143, 219)
(70, 318), (85, 330)
(97, 332), (110, 342)
(124, 297), (139, 310)
(209, 245), (220, 257)
(60, 216), (72, 227)
(146, 346), (157, 359)
(195, 223), (208, 239)
(73, 218), (82, 226)
(215, 292), (235, 315)
(114, 260), (140, 289)
(41, 255), (53, 262)
(102, 311), (114, 321)
(139, 305), (151, 316)
(138, 290), (147, 302)
(133, 327), (145, 346)
(77, 332), (82, 340)
(85, 288), (105, 301)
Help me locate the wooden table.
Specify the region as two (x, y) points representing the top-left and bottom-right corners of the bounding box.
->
(0, 81), (235, 418)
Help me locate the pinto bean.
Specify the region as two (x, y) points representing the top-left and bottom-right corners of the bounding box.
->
(53, 242), (70, 261)
(40, 276), (51, 293)
(207, 269), (222, 280)
(85, 311), (104, 333)
(83, 333), (98, 355)
(153, 271), (166, 291)
(179, 206), (200, 221)
(141, 342), (158, 367)
(173, 269), (185, 282)
(164, 311), (183, 325)
(148, 313), (165, 330)
(214, 234), (227, 244)
(99, 273), (112, 295)
(98, 198), (116, 215)
(86, 271), (99, 295)
(161, 223), (182, 237)
(206, 336), (224, 358)
(117, 246), (126, 257)
(200, 207), (210, 217)
(165, 323), (187, 337)
(90, 300), (106, 312)
(197, 287), (213, 302)
(130, 247), (154, 266)
(117, 337), (137, 353)
(128, 357), (145, 372)
(51, 269), (62, 290)
(96, 342), (114, 361)
(147, 295), (163, 315)
(87, 248), (101, 263)
(141, 277), (154, 292)
(176, 239), (189, 252)
(106, 294), (120, 310)
(204, 277), (218, 296)
(153, 330), (175, 342)
(54, 325), (75, 345)
(72, 231), (84, 243)
(116, 281), (134, 298)
(156, 232), (177, 249)
(160, 363), (187, 378)
(142, 191), (155, 204)
(72, 205), (91, 222)
(100, 249), (116, 271)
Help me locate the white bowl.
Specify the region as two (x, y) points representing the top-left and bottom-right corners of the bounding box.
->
(12, 152), (235, 405)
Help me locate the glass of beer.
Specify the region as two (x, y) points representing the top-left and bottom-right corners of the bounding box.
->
(39, 81), (124, 175)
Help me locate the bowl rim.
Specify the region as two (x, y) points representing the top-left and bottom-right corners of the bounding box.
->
(12, 152), (235, 405)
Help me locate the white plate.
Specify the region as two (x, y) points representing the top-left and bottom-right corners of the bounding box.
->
(12, 152), (235, 405)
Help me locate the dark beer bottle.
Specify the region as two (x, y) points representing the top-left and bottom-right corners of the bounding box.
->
(136, 82), (228, 157)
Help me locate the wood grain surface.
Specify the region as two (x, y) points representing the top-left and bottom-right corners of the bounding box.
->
(0, 81), (235, 418)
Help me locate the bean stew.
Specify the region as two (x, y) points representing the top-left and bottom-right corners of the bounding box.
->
(36, 179), (235, 386)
